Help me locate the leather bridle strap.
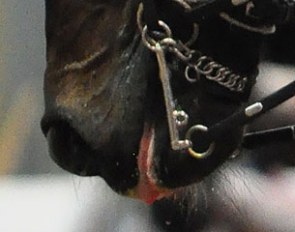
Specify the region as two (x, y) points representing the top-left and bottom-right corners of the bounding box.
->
(141, 0), (247, 24)
(243, 125), (295, 149)
(183, 0), (246, 20)
(203, 79), (295, 144)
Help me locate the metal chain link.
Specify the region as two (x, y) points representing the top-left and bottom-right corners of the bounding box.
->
(141, 19), (248, 92)
(185, 55), (247, 92)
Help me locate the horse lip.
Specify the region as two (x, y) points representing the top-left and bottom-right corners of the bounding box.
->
(128, 124), (173, 204)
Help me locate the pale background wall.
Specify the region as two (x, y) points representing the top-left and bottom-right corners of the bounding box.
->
(1, 0), (61, 174)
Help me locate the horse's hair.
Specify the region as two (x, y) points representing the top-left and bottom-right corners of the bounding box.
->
(42, 1), (295, 231)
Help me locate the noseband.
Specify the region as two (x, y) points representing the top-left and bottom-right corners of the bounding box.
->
(138, 0), (295, 158)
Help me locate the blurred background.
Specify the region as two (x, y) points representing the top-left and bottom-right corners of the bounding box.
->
(0, 1), (95, 232)
(0, 0), (60, 176)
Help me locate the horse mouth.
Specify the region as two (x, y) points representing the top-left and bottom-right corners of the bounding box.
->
(128, 124), (174, 204)
(42, 113), (173, 204)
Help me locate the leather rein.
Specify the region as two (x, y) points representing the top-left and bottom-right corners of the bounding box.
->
(137, 0), (295, 158)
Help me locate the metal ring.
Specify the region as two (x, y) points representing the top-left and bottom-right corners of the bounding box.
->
(185, 65), (199, 83)
(142, 25), (158, 51)
(141, 20), (173, 52)
(185, 23), (199, 47)
(158, 20), (173, 38)
(136, 3), (144, 32)
(185, 125), (215, 159)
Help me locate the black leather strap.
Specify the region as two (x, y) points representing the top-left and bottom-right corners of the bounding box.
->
(243, 125), (295, 148)
(206, 79), (295, 143)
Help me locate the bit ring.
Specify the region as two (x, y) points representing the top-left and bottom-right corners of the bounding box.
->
(185, 125), (215, 159)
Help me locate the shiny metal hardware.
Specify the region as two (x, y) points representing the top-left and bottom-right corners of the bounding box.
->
(137, 4), (219, 157)
(185, 125), (215, 159)
(245, 102), (263, 117)
(140, 11), (248, 93)
(154, 43), (192, 151)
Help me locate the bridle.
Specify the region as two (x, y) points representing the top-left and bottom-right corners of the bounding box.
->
(137, 0), (295, 159)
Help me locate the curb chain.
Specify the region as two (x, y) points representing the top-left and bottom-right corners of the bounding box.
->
(141, 20), (248, 93)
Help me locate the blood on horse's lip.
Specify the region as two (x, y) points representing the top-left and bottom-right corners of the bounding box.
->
(129, 124), (172, 204)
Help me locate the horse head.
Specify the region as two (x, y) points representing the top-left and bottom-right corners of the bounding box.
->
(42, 0), (267, 204)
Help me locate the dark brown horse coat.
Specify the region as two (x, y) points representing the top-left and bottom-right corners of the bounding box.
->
(42, 1), (295, 231)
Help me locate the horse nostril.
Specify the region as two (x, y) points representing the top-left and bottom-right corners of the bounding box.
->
(46, 121), (102, 176)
